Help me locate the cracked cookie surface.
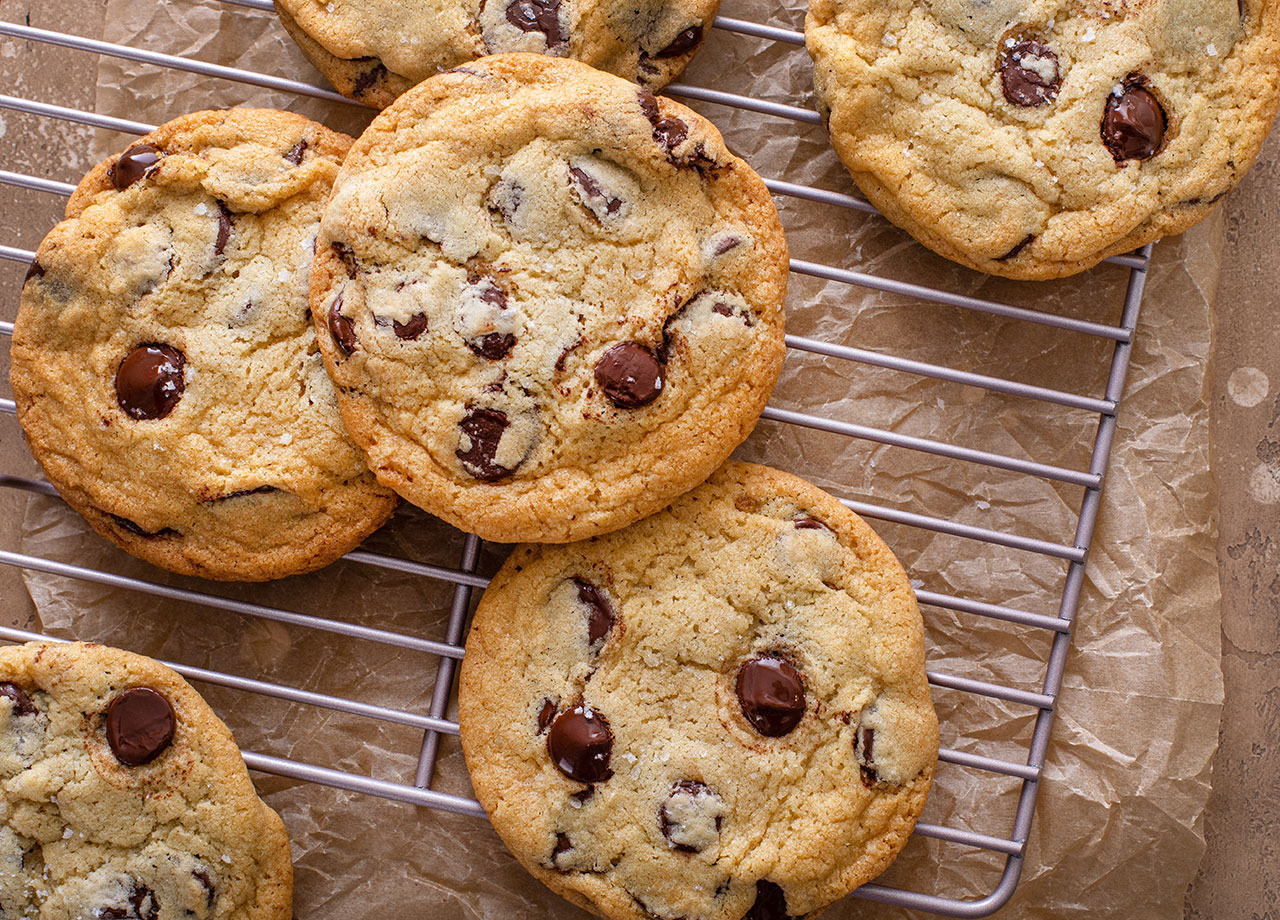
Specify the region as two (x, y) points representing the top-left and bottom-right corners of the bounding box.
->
(458, 462), (938, 920)
(274, 0), (720, 108)
(311, 54), (788, 544)
(805, 0), (1280, 279)
(0, 641), (291, 920)
(11, 108), (397, 582)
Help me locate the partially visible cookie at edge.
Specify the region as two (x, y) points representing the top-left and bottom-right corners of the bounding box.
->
(274, 0), (721, 109)
(11, 108), (398, 581)
(310, 54), (788, 544)
(459, 461), (939, 920)
(806, 0), (1280, 279)
(0, 641), (292, 920)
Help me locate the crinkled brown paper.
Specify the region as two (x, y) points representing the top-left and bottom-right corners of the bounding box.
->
(19, 0), (1223, 916)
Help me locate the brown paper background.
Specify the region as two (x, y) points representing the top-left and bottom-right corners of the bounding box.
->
(7, 0), (1225, 916)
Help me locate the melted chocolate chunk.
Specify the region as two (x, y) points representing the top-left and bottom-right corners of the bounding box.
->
(210, 485), (279, 502)
(537, 698), (558, 733)
(656, 25), (702, 58)
(106, 687), (175, 766)
(713, 235), (741, 256)
(569, 166), (623, 217)
(547, 705), (613, 783)
(109, 514), (178, 539)
(552, 833), (573, 863)
(858, 726), (878, 786)
(573, 578), (615, 647)
(23, 260), (45, 286)
(328, 295), (359, 356)
(637, 88), (690, 159)
(112, 144), (163, 191)
(473, 333), (516, 359)
(116, 344), (186, 421)
(709, 301), (755, 327)
(736, 655), (805, 737)
(996, 234), (1035, 261)
(353, 59), (389, 97)
(332, 242), (358, 278)
(793, 518), (827, 530)
(1102, 78), (1167, 163)
(746, 880), (790, 920)
(999, 39), (1061, 107)
(284, 139), (308, 166)
(0, 682), (36, 717)
(392, 313), (429, 340)
(456, 406), (514, 481)
(214, 201), (233, 256)
(193, 870), (216, 908)
(594, 342), (665, 409)
(571, 786), (594, 804)
(506, 0), (566, 47)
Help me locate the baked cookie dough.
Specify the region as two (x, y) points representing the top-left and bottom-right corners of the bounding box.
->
(0, 641), (291, 920)
(311, 54), (788, 544)
(274, 0), (720, 108)
(11, 108), (398, 582)
(458, 462), (939, 920)
(806, 0), (1280, 279)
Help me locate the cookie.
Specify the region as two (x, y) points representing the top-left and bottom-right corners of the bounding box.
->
(458, 462), (939, 920)
(274, 0), (720, 109)
(806, 0), (1280, 279)
(10, 108), (398, 582)
(310, 54), (788, 544)
(0, 641), (292, 920)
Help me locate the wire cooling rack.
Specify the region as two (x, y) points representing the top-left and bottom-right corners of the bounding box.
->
(0, 4), (1153, 916)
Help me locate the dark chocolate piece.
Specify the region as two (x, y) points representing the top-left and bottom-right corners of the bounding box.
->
(547, 705), (613, 783)
(456, 406), (514, 481)
(594, 342), (664, 409)
(106, 687), (175, 766)
(506, 0), (566, 47)
(573, 579), (615, 647)
(112, 144), (163, 190)
(656, 25), (702, 58)
(999, 39), (1061, 107)
(1102, 78), (1167, 163)
(745, 880), (791, 920)
(328, 295), (359, 355)
(736, 655), (805, 737)
(0, 682), (37, 717)
(115, 344), (185, 421)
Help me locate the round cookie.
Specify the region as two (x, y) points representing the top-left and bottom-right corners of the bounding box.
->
(274, 0), (720, 109)
(310, 54), (788, 544)
(0, 641), (291, 920)
(805, 0), (1280, 280)
(458, 462), (939, 920)
(11, 108), (398, 582)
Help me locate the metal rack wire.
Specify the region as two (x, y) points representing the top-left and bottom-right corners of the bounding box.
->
(0, 4), (1152, 916)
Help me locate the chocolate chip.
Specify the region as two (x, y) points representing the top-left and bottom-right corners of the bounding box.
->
(547, 705), (613, 783)
(573, 579), (615, 647)
(999, 39), (1061, 107)
(392, 313), (429, 340)
(569, 166), (623, 217)
(659, 780), (722, 853)
(996, 234), (1035, 261)
(352, 59), (388, 97)
(793, 518), (827, 530)
(638, 88), (660, 122)
(656, 25), (702, 58)
(571, 786), (594, 803)
(109, 514), (178, 539)
(709, 301), (755, 327)
(193, 870), (216, 908)
(116, 344), (185, 421)
(1102, 78), (1167, 163)
(637, 88), (690, 159)
(471, 333), (514, 359)
(746, 880), (790, 920)
(594, 343), (664, 409)
(456, 406), (514, 481)
(284, 139), (308, 166)
(332, 242), (358, 278)
(0, 682), (37, 717)
(713, 235), (741, 256)
(106, 687), (175, 766)
(328, 295), (359, 356)
(736, 655), (805, 737)
(112, 144), (163, 190)
(209, 485), (279, 502)
(131, 884), (160, 920)
(858, 726), (878, 786)
(214, 201), (233, 256)
(506, 0), (565, 46)
(552, 833), (573, 863)
(23, 260), (45, 286)
(537, 698), (557, 733)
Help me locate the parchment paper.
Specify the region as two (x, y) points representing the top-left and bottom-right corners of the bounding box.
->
(17, 0), (1224, 916)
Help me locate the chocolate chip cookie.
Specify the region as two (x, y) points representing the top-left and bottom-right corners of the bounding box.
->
(806, 0), (1280, 279)
(311, 54), (788, 544)
(274, 0), (720, 108)
(0, 641), (291, 920)
(11, 108), (398, 581)
(458, 462), (939, 920)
